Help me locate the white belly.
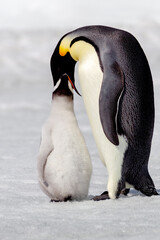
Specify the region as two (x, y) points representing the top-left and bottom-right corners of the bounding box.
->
(78, 50), (128, 199)
(78, 51), (111, 165)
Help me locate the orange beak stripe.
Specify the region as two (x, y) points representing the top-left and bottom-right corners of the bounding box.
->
(68, 75), (75, 89)
(65, 74), (81, 96)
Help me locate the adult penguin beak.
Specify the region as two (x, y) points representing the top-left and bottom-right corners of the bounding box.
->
(63, 74), (81, 96)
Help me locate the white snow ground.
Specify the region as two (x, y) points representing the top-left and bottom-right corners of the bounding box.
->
(0, 23), (160, 240)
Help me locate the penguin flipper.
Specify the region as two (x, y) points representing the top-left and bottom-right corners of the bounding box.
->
(37, 126), (54, 185)
(99, 54), (124, 145)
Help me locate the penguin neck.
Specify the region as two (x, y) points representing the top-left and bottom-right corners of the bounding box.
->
(70, 41), (95, 62)
(51, 94), (74, 112)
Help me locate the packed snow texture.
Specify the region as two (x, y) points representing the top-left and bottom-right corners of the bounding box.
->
(0, 23), (160, 239)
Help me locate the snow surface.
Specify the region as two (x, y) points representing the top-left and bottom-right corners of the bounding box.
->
(0, 23), (160, 240)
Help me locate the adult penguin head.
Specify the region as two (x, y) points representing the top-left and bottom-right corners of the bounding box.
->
(50, 37), (76, 89)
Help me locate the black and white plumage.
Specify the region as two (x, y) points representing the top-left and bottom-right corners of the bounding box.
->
(50, 25), (158, 200)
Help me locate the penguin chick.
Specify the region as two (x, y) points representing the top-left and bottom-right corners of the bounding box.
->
(37, 74), (92, 202)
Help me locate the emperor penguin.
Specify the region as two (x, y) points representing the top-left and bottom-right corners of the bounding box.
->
(37, 74), (92, 202)
(50, 25), (158, 200)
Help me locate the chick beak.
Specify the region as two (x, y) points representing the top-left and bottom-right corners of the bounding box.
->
(64, 74), (81, 96)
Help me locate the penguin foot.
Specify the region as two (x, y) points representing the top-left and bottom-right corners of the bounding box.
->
(121, 188), (130, 196)
(50, 199), (62, 203)
(92, 191), (110, 201)
(93, 188), (130, 201)
(50, 195), (72, 202)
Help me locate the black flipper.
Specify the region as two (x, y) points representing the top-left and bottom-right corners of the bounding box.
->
(99, 53), (124, 146)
